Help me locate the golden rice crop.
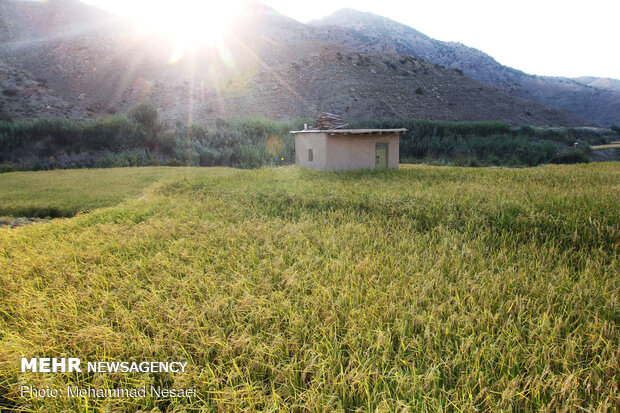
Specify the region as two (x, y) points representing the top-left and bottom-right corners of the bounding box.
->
(0, 163), (618, 412)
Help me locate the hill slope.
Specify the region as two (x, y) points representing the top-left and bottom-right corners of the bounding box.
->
(310, 8), (620, 127)
(0, 60), (89, 119)
(574, 76), (620, 93)
(0, 0), (583, 126)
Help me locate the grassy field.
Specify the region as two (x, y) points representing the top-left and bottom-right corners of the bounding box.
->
(591, 142), (620, 149)
(0, 164), (618, 412)
(0, 167), (236, 218)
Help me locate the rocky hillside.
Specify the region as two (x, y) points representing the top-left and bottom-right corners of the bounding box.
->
(574, 77), (620, 93)
(0, 61), (88, 119)
(310, 8), (620, 127)
(0, 0), (585, 126)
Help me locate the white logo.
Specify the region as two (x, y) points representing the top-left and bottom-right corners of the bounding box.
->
(21, 358), (82, 373)
(20, 358), (188, 374)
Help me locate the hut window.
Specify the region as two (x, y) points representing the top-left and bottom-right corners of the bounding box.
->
(308, 149), (313, 162)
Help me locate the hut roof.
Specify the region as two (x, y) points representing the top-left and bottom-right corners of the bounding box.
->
(290, 129), (406, 135)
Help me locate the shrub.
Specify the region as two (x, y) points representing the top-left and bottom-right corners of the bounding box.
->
(198, 147), (233, 166)
(94, 152), (115, 168)
(173, 146), (200, 166)
(165, 158), (184, 167)
(128, 102), (158, 131)
(550, 150), (590, 164)
(128, 102), (165, 149)
(93, 149), (150, 168)
(0, 164), (16, 173)
(233, 144), (269, 169)
(454, 156), (480, 167)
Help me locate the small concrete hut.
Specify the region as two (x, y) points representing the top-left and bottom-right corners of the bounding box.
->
(291, 128), (406, 171)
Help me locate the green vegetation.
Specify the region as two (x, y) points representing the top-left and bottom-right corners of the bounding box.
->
(127, 102), (163, 140)
(549, 150), (591, 164)
(2, 106), (617, 170)
(0, 167), (235, 218)
(352, 119), (605, 166)
(0, 107), (302, 170)
(1, 163), (618, 412)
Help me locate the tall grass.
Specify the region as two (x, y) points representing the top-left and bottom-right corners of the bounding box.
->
(352, 119), (610, 165)
(0, 116), (300, 169)
(0, 163), (618, 411)
(1, 115), (616, 170)
(0, 116), (142, 153)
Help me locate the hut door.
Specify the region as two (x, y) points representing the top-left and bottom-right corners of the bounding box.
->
(375, 143), (387, 168)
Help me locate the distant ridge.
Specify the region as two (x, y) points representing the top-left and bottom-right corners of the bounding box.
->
(0, 0), (592, 126)
(574, 77), (620, 93)
(310, 8), (620, 127)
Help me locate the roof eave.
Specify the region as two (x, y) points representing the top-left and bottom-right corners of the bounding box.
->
(289, 128), (407, 135)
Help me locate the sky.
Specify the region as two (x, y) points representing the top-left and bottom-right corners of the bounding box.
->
(80, 0), (620, 80)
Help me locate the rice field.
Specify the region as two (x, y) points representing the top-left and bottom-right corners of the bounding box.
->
(0, 166), (236, 218)
(591, 143), (620, 149)
(0, 163), (618, 412)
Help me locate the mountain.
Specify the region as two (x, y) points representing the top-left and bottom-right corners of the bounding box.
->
(0, 60), (89, 119)
(0, 0), (584, 126)
(574, 77), (620, 93)
(310, 8), (620, 127)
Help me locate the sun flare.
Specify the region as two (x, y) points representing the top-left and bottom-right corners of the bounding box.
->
(111, 0), (244, 58)
(155, 1), (241, 42)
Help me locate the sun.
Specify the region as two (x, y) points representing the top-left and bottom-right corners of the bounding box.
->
(145, 1), (242, 45)
(86, 1), (244, 49)
(158, 1), (242, 43)
(113, 0), (247, 63)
